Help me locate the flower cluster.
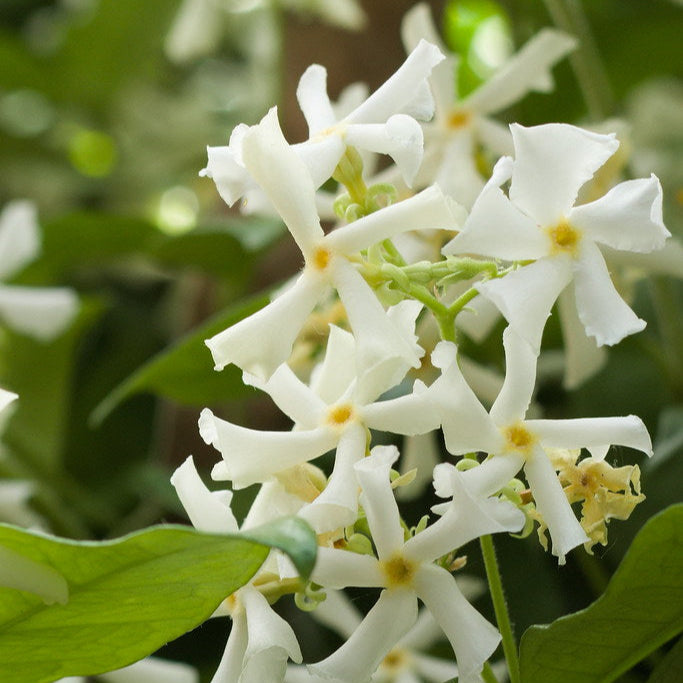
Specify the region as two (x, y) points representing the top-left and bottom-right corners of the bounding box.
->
(175, 5), (671, 682)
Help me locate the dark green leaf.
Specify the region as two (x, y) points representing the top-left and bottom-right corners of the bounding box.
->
(0, 516), (316, 682)
(91, 293), (269, 422)
(519, 504), (683, 683)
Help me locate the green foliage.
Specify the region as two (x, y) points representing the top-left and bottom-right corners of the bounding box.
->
(0, 516), (316, 683)
(519, 504), (683, 682)
(92, 292), (269, 422)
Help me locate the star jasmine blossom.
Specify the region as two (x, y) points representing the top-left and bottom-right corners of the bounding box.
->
(443, 123), (670, 352)
(204, 108), (463, 381)
(306, 447), (524, 683)
(430, 329), (653, 563)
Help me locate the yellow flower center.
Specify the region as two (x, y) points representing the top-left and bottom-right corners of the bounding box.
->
(380, 648), (411, 673)
(311, 246), (332, 271)
(326, 403), (355, 427)
(380, 552), (417, 589)
(547, 219), (581, 256)
(447, 109), (472, 129)
(503, 423), (536, 454)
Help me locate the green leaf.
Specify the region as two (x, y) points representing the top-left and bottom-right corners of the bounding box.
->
(91, 292), (269, 423)
(0, 516), (316, 682)
(519, 504), (683, 683)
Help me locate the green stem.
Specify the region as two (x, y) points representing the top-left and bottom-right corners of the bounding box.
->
(480, 534), (520, 683)
(541, 0), (613, 119)
(482, 662), (500, 683)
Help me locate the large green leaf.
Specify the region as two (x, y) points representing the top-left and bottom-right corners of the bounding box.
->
(0, 516), (316, 683)
(519, 504), (683, 683)
(91, 292), (269, 422)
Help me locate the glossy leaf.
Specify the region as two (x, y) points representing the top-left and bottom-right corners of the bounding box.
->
(519, 504), (683, 683)
(0, 516), (316, 683)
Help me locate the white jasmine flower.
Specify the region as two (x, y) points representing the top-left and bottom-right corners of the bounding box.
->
(205, 108), (463, 381)
(202, 313), (443, 533)
(0, 201), (78, 340)
(286, 588), (488, 682)
(443, 124), (670, 352)
(170, 456), (303, 682)
(431, 328), (653, 563)
(202, 40), (445, 205)
(307, 446), (524, 683)
(401, 3), (576, 207)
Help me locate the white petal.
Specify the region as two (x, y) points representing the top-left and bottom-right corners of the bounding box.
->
(477, 257), (573, 353)
(476, 116), (514, 156)
(401, 4), (448, 55)
(311, 546), (383, 589)
(201, 144), (252, 208)
(211, 612), (247, 683)
(463, 29), (576, 115)
(0, 200), (40, 280)
(345, 115), (424, 186)
(0, 388), (18, 413)
(243, 585), (302, 665)
(355, 445), (405, 559)
(429, 342), (502, 456)
(332, 260), (423, 389)
(199, 409), (338, 488)
(490, 327), (538, 425)
(299, 423), (367, 533)
(414, 564), (500, 683)
(347, 40), (444, 124)
(569, 175), (669, 252)
(557, 286), (607, 389)
(509, 123), (619, 225)
(412, 652), (460, 683)
(433, 133), (486, 209)
(309, 325), (357, 404)
(327, 185), (464, 255)
(241, 108), (324, 255)
(0, 285), (78, 340)
(307, 590), (418, 683)
(99, 657), (198, 683)
(460, 454), (525, 498)
(293, 135), (347, 190)
(253, 363), (327, 428)
(405, 470), (524, 563)
(296, 64), (337, 135)
(443, 182), (546, 261)
(529, 415), (653, 457)
(362, 386), (441, 436)
(524, 446), (588, 563)
(242, 480), (305, 530)
(170, 456), (238, 533)
(205, 269), (323, 379)
(572, 240), (645, 346)
(309, 589), (362, 640)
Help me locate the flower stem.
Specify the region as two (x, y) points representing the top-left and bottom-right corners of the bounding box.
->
(480, 534), (520, 683)
(482, 662), (500, 683)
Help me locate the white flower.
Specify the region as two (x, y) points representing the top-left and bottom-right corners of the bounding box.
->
(201, 40), (444, 205)
(443, 123), (670, 352)
(202, 311), (443, 533)
(170, 457), (303, 683)
(431, 328), (653, 563)
(286, 587), (488, 682)
(307, 446), (524, 683)
(401, 3), (576, 207)
(204, 108), (463, 381)
(0, 201), (78, 340)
